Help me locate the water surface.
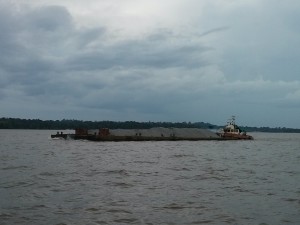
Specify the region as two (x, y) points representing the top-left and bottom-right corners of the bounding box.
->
(0, 130), (299, 224)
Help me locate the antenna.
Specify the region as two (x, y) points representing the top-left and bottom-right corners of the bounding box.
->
(230, 115), (236, 125)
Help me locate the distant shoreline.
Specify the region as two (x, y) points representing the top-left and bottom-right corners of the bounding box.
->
(1, 117), (300, 133)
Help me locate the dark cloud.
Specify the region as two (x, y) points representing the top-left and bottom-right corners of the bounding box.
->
(0, 3), (107, 97)
(26, 5), (73, 31)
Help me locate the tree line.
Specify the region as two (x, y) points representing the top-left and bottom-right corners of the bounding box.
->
(0, 117), (214, 130)
(0, 117), (300, 133)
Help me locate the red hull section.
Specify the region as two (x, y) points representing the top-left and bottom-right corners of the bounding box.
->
(217, 133), (253, 140)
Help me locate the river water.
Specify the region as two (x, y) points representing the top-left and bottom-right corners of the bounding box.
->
(0, 130), (299, 225)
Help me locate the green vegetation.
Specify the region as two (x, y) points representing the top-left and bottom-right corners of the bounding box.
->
(0, 117), (300, 133)
(0, 117), (214, 130)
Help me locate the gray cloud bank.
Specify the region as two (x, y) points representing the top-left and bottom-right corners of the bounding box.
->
(1, 1), (300, 128)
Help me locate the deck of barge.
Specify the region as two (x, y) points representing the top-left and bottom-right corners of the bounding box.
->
(51, 127), (223, 141)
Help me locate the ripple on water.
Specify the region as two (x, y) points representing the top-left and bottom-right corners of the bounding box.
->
(1, 165), (31, 170)
(105, 181), (134, 188)
(104, 169), (130, 176)
(1, 131), (300, 225)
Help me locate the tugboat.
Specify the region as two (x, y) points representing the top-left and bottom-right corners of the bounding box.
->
(217, 116), (253, 140)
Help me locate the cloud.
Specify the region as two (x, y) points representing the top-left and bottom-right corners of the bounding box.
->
(0, 3), (217, 95)
(66, 37), (212, 72)
(199, 27), (230, 38)
(26, 5), (72, 31)
(0, 1), (300, 128)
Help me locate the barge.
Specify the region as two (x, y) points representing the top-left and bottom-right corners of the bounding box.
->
(51, 118), (253, 141)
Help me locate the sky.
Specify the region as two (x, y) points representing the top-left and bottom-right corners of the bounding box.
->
(1, 0), (300, 128)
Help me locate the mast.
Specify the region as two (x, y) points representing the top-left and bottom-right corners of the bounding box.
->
(227, 116), (236, 125)
(231, 116), (236, 125)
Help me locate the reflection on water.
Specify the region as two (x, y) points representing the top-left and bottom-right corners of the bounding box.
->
(0, 130), (300, 225)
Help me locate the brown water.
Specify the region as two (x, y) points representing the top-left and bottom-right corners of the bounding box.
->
(0, 130), (299, 225)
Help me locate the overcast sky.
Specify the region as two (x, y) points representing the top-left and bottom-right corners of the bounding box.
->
(1, 0), (300, 128)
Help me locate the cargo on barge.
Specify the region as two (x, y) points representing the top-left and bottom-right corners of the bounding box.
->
(51, 127), (223, 141)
